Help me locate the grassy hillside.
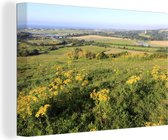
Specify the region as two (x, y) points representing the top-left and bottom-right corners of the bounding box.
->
(17, 32), (168, 136)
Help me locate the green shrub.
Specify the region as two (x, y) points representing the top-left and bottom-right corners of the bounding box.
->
(96, 52), (109, 59)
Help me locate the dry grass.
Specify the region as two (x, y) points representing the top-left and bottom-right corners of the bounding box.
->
(71, 35), (124, 41)
(105, 48), (147, 55)
(148, 41), (168, 47)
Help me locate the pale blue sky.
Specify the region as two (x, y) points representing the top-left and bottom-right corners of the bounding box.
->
(17, 3), (168, 30)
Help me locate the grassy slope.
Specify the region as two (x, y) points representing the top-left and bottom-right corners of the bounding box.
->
(72, 35), (136, 45)
(17, 45), (167, 93)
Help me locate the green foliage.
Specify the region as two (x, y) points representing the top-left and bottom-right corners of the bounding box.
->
(17, 63), (168, 136)
(108, 51), (129, 58)
(96, 52), (109, 59)
(17, 30), (168, 136)
(67, 48), (96, 60)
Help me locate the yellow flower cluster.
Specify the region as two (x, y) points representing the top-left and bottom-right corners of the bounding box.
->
(49, 77), (64, 92)
(63, 79), (72, 85)
(18, 66), (89, 120)
(55, 66), (62, 71)
(64, 70), (74, 78)
(90, 89), (110, 102)
(90, 127), (97, 131)
(17, 87), (48, 119)
(126, 75), (141, 84)
(49, 67), (89, 95)
(17, 93), (33, 119)
(82, 80), (89, 86)
(75, 74), (84, 81)
(67, 60), (72, 65)
(30, 86), (53, 100)
(144, 121), (162, 127)
(29, 86), (46, 96)
(159, 74), (167, 81)
(151, 65), (168, 81)
(151, 65), (160, 80)
(35, 104), (50, 118)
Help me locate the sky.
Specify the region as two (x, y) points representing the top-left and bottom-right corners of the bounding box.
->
(17, 3), (168, 30)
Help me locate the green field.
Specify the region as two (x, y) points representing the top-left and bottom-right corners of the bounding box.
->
(17, 33), (168, 136)
(72, 35), (136, 45)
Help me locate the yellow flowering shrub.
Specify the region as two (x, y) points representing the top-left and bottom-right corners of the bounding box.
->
(35, 104), (50, 118)
(82, 80), (89, 86)
(17, 66), (89, 120)
(90, 89), (110, 102)
(55, 66), (62, 71)
(17, 87), (49, 119)
(151, 65), (168, 81)
(64, 70), (74, 78)
(90, 127), (97, 131)
(126, 75), (141, 84)
(151, 65), (160, 80)
(17, 93), (33, 119)
(29, 86), (46, 95)
(63, 79), (72, 85)
(144, 121), (162, 127)
(75, 74), (85, 81)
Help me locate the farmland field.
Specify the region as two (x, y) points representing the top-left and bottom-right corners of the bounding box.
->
(148, 40), (168, 47)
(17, 29), (168, 136)
(72, 35), (124, 41)
(72, 35), (136, 45)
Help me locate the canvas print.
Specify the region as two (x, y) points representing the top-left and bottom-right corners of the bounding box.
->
(17, 3), (168, 136)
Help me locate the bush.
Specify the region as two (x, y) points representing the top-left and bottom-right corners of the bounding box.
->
(67, 48), (96, 60)
(83, 51), (96, 59)
(108, 51), (129, 58)
(18, 49), (40, 56)
(149, 53), (168, 59)
(96, 52), (109, 59)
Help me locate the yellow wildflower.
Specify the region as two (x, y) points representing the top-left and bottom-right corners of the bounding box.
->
(90, 89), (110, 102)
(75, 74), (83, 81)
(35, 104), (50, 118)
(145, 122), (161, 127)
(29, 87), (46, 97)
(53, 91), (58, 96)
(126, 75), (141, 84)
(53, 85), (58, 89)
(55, 71), (60, 75)
(159, 74), (167, 81)
(151, 65), (160, 80)
(55, 66), (62, 71)
(54, 78), (62, 84)
(32, 96), (38, 102)
(64, 70), (73, 78)
(151, 65), (167, 81)
(67, 60), (72, 65)
(63, 79), (72, 85)
(82, 80), (89, 86)
(60, 85), (64, 90)
(90, 127), (97, 131)
(49, 88), (53, 92)
(17, 94), (33, 119)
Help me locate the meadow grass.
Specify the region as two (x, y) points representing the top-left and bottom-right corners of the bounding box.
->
(17, 45), (167, 92)
(72, 35), (136, 45)
(17, 43), (168, 136)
